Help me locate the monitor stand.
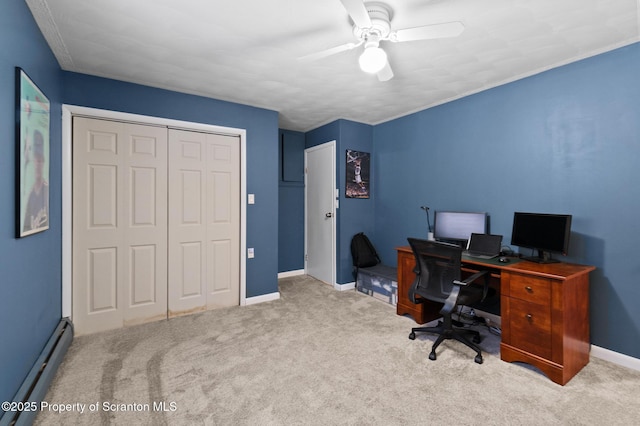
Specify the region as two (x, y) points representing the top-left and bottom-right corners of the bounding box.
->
(522, 250), (559, 264)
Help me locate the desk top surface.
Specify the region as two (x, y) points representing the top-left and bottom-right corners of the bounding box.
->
(396, 245), (595, 281)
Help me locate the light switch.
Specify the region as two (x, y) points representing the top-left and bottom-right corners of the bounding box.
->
(248, 248), (255, 258)
(248, 194), (255, 204)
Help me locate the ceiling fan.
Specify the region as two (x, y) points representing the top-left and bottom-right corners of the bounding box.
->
(299, 0), (464, 81)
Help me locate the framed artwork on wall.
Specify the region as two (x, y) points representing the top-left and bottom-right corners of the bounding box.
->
(16, 68), (50, 237)
(346, 149), (370, 199)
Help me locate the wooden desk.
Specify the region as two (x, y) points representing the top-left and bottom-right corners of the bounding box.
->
(396, 246), (595, 385)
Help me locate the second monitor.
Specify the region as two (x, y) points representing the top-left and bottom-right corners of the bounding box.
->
(433, 211), (487, 245)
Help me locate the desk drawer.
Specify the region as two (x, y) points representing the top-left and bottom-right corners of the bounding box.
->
(508, 274), (551, 305)
(508, 298), (552, 359)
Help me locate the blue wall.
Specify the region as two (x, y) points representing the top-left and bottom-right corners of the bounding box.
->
(373, 43), (640, 359)
(0, 0), (63, 404)
(278, 129), (305, 273)
(306, 120), (374, 284)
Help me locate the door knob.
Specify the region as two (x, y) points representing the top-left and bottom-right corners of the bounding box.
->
(325, 212), (332, 218)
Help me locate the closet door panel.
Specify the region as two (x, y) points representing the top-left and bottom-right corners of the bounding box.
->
(168, 130), (240, 314)
(205, 134), (240, 308)
(73, 118), (167, 335)
(168, 130), (207, 316)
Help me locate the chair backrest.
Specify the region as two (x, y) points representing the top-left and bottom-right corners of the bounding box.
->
(407, 238), (462, 301)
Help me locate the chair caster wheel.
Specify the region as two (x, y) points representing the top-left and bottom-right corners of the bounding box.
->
(474, 354), (483, 364)
(473, 335), (482, 344)
(429, 352), (437, 361)
(408, 332), (416, 340)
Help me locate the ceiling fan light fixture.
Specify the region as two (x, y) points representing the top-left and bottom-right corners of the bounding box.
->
(302, 1), (464, 81)
(359, 45), (387, 74)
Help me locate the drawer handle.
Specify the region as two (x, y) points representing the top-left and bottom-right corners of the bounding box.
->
(525, 286), (533, 293)
(526, 313), (533, 323)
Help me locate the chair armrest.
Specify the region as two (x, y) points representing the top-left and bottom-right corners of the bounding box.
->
(453, 270), (488, 286)
(455, 269), (490, 300)
(442, 270), (490, 314)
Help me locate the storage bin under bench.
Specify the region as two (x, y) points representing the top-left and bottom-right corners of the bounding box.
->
(356, 264), (398, 306)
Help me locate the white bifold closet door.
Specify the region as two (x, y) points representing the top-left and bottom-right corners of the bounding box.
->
(167, 129), (240, 316)
(72, 118), (239, 335)
(73, 117), (168, 334)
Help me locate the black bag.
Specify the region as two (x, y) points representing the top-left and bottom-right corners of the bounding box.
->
(350, 232), (380, 269)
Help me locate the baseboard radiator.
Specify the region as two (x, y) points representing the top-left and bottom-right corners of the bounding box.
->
(0, 318), (74, 426)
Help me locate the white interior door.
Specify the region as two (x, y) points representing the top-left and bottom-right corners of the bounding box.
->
(73, 117), (168, 335)
(305, 141), (336, 285)
(168, 129), (240, 316)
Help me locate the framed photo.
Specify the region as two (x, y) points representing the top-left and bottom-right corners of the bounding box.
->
(346, 149), (370, 199)
(16, 68), (50, 237)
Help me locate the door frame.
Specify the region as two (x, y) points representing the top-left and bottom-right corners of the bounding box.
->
(304, 140), (337, 287)
(61, 105), (247, 318)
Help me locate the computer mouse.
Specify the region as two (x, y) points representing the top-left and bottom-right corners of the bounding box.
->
(498, 257), (510, 263)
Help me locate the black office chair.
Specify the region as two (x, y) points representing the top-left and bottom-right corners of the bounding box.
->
(407, 238), (489, 364)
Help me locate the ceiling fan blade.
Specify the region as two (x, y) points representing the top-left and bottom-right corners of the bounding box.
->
(298, 42), (361, 62)
(377, 60), (394, 82)
(339, 0), (372, 29)
(392, 21), (464, 42)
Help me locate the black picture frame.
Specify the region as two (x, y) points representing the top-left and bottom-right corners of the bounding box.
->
(345, 149), (370, 199)
(16, 67), (50, 237)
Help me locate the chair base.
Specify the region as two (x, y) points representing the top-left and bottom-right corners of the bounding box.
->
(409, 320), (484, 364)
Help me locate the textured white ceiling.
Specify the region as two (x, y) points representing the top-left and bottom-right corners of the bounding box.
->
(27, 0), (640, 131)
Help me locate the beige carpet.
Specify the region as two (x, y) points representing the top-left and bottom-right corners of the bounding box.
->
(37, 275), (640, 425)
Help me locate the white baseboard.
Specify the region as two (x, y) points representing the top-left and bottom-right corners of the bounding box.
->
(277, 269), (305, 279)
(244, 291), (280, 306)
(334, 281), (355, 291)
(591, 345), (640, 372)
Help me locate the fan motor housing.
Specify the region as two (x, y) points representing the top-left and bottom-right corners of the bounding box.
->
(353, 2), (393, 40)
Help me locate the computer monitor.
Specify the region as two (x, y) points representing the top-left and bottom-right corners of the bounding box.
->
(433, 211), (487, 245)
(511, 212), (572, 263)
